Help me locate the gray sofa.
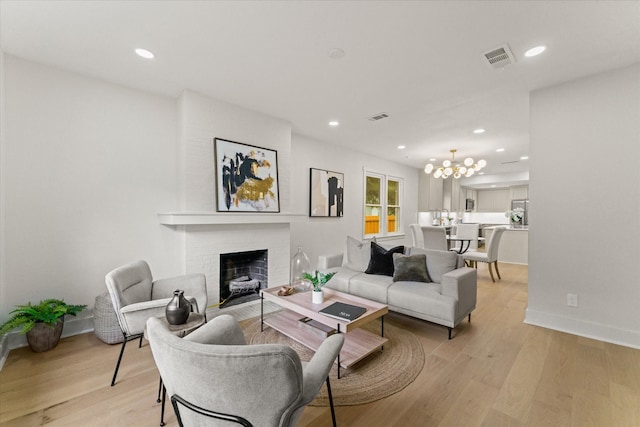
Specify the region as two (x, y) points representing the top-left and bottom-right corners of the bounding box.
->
(318, 238), (477, 338)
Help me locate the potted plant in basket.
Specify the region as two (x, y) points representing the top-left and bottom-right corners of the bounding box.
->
(0, 299), (87, 352)
(302, 271), (336, 304)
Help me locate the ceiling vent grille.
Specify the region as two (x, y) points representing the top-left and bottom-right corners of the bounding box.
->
(484, 44), (516, 69)
(368, 112), (389, 121)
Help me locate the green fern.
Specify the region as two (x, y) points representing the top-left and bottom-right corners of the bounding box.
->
(301, 271), (336, 292)
(0, 299), (87, 336)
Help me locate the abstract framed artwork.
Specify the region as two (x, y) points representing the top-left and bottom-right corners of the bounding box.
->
(214, 138), (280, 212)
(309, 168), (344, 217)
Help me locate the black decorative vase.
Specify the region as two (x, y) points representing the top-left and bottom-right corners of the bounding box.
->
(165, 289), (191, 325)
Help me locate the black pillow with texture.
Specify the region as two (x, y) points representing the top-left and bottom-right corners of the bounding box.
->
(392, 253), (431, 283)
(364, 242), (405, 276)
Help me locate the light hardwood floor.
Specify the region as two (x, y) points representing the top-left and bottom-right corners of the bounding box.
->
(1, 263), (639, 426)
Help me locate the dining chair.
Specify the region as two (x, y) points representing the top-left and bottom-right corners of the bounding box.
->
(147, 314), (344, 427)
(409, 224), (424, 248)
(105, 260), (207, 386)
(450, 223), (480, 252)
(463, 226), (507, 282)
(421, 226), (449, 251)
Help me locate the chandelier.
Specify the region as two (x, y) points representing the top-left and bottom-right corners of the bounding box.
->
(424, 149), (487, 179)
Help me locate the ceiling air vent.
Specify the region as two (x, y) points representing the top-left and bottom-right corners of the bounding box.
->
(484, 44), (516, 69)
(368, 112), (389, 121)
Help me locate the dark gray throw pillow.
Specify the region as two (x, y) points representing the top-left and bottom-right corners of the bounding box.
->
(392, 253), (431, 283)
(364, 242), (404, 276)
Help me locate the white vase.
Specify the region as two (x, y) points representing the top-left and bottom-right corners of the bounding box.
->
(312, 290), (324, 304)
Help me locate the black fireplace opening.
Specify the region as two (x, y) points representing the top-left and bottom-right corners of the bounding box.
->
(219, 249), (268, 308)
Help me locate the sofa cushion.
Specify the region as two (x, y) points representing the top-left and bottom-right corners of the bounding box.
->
(341, 236), (371, 272)
(323, 267), (361, 293)
(348, 273), (394, 304)
(407, 247), (458, 283)
(365, 242), (405, 276)
(392, 253), (430, 283)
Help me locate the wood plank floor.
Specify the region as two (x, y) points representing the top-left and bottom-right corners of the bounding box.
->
(1, 263), (639, 426)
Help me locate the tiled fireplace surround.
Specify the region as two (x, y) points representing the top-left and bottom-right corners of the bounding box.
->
(182, 223), (291, 310)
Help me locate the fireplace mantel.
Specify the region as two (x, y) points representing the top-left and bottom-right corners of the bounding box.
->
(158, 212), (307, 226)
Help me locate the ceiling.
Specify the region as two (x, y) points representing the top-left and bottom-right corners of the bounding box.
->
(2, 1), (639, 188)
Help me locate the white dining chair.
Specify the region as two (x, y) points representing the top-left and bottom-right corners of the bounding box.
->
(450, 223), (480, 252)
(421, 226), (449, 251)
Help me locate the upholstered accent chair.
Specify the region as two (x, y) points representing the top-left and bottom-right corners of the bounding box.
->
(146, 315), (345, 427)
(105, 260), (207, 386)
(463, 226), (507, 282)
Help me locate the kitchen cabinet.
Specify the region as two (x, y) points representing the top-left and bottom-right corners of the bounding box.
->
(428, 176), (443, 210)
(509, 185), (529, 200)
(443, 178), (461, 212)
(418, 173), (443, 211)
(477, 188), (510, 212)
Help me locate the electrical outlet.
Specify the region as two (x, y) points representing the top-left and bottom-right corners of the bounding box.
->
(567, 293), (578, 307)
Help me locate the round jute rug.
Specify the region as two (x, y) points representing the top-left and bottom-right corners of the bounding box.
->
(242, 314), (424, 406)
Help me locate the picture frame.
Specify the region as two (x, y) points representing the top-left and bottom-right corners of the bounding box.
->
(309, 168), (344, 217)
(214, 138), (280, 212)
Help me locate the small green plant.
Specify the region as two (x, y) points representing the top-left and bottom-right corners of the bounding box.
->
(0, 299), (87, 336)
(302, 271), (336, 292)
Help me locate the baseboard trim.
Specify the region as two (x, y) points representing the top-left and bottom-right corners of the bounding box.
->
(0, 316), (95, 371)
(525, 308), (640, 349)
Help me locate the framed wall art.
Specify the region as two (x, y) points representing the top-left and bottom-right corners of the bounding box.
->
(214, 138), (280, 212)
(309, 168), (344, 217)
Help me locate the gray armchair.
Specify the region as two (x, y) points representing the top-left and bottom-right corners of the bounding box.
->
(105, 260), (207, 386)
(146, 314), (345, 427)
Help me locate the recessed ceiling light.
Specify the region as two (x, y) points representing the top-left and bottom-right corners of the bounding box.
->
(135, 48), (155, 59)
(525, 45), (546, 57)
(520, 156), (529, 160)
(496, 148), (505, 152)
(397, 145), (406, 150)
(328, 48), (346, 59)
(491, 185), (497, 188)
(429, 158), (436, 162)
(473, 128), (485, 134)
(328, 121), (339, 127)
(478, 172), (485, 175)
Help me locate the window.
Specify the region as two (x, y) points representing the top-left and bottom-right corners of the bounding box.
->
(364, 171), (403, 237)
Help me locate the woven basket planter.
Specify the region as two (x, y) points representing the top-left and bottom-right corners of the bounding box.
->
(93, 292), (124, 344)
(26, 319), (64, 352)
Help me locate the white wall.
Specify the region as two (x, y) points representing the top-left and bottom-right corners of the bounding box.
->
(290, 134), (419, 269)
(527, 64), (640, 348)
(175, 90), (293, 304)
(0, 55), (181, 327)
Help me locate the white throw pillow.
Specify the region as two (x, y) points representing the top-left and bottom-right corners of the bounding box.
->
(342, 236), (371, 272)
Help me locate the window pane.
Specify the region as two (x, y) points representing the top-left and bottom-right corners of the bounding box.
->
(366, 176), (381, 205)
(365, 206), (380, 234)
(387, 180), (399, 205)
(387, 207), (398, 232)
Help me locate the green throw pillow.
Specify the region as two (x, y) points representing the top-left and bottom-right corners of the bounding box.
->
(392, 253), (431, 283)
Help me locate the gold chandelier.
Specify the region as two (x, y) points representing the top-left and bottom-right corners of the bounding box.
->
(424, 149), (486, 179)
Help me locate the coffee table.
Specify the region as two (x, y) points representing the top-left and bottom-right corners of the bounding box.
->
(260, 286), (388, 378)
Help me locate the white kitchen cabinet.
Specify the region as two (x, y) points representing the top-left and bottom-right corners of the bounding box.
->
(428, 175), (443, 210)
(477, 189), (510, 212)
(418, 173), (443, 211)
(443, 178), (461, 212)
(509, 185), (529, 200)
